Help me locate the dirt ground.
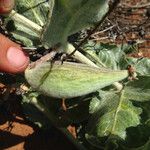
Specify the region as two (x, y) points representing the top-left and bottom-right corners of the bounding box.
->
(0, 94), (77, 150)
(0, 0), (150, 150)
(99, 0), (150, 57)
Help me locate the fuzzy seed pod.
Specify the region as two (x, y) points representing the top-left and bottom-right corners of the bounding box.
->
(25, 61), (128, 99)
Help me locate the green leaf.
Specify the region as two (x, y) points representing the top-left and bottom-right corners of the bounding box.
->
(124, 57), (150, 76)
(10, 23), (41, 46)
(124, 76), (150, 102)
(5, 0), (50, 46)
(41, 0), (109, 48)
(15, 0), (49, 25)
(82, 41), (133, 69)
(25, 61), (128, 98)
(119, 125), (150, 150)
(82, 42), (150, 76)
(87, 90), (142, 142)
(133, 101), (150, 126)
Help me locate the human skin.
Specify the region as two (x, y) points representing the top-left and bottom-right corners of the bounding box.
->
(0, 0), (29, 73)
(0, 34), (29, 73)
(0, 0), (15, 14)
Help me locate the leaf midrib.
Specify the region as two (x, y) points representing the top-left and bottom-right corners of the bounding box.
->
(111, 90), (125, 134)
(26, 0), (44, 26)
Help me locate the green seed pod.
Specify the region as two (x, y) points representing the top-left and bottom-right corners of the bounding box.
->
(25, 61), (128, 99)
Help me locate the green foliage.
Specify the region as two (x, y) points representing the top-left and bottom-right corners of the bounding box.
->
(120, 125), (150, 150)
(2, 1), (150, 150)
(5, 0), (50, 46)
(70, 43), (150, 149)
(124, 57), (150, 76)
(82, 41), (150, 75)
(24, 37), (150, 149)
(84, 75), (150, 149)
(15, 0), (49, 25)
(82, 41), (130, 69)
(124, 76), (150, 102)
(41, 0), (109, 48)
(87, 90), (142, 140)
(6, 0), (109, 48)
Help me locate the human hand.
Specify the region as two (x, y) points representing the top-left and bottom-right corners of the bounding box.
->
(0, 0), (29, 73)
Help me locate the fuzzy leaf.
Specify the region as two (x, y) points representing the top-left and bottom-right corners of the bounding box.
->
(25, 61), (128, 98)
(126, 125), (150, 149)
(133, 101), (150, 126)
(41, 0), (109, 48)
(87, 90), (142, 141)
(119, 125), (150, 150)
(123, 57), (150, 76)
(15, 0), (49, 25)
(82, 42), (150, 77)
(124, 76), (150, 102)
(82, 41), (133, 69)
(5, 0), (50, 46)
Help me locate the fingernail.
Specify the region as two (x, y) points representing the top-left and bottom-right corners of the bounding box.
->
(7, 47), (29, 69)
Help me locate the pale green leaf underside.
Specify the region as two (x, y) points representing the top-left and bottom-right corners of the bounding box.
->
(25, 62), (128, 98)
(87, 91), (142, 140)
(83, 42), (126, 69)
(125, 57), (150, 76)
(41, 0), (109, 48)
(8, 0), (50, 46)
(15, 0), (49, 25)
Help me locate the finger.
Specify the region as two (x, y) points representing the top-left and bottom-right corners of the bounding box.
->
(0, 34), (29, 73)
(0, 0), (14, 14)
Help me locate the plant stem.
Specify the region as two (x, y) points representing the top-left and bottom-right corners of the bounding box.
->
(9, 10), (42, 35)
(66, 43), (99, 68)
(59, 128), (87, 150)
(30, 96), (58, 124)
(31, 97), (87, 150)
(9, 10), (98, 68)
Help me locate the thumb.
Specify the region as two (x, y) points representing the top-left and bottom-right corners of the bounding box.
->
(0, 34), (29, 73)
(0, 0), (14, 14)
